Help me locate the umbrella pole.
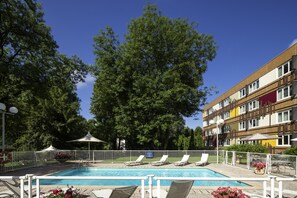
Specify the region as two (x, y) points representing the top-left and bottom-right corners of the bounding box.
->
(88, 142), (90, 161)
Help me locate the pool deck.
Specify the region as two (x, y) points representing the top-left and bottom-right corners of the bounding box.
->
(1, 162), (296, 197)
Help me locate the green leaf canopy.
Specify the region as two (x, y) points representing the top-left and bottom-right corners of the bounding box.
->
(91, 4), (217, 149)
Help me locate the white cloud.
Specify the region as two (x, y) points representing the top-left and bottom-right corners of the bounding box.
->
(289, 39), (297, 47)
(76, 74), (95, 89)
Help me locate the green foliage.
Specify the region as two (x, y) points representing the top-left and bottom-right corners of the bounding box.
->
(189, 129), (195, 149)
(225, 144), (268, 153)
(283, 146), (297, 155)
(1, 0), (88, 151)
(176, 128), (191, 150)
(194, 127), (205, 149)
(91, 4), (216, 149)
(175, 127), (205, 150)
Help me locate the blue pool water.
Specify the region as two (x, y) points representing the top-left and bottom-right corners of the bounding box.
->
(38, 168), (247, 186)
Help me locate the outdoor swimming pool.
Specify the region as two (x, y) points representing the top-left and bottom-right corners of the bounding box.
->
(38, 168), (248, 187)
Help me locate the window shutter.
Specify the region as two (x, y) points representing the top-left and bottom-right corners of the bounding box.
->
(292, 81), (297, 97)
(292, 107), (297, 121)
(245, 85), (249, 96)
(292, 55), (297, 70)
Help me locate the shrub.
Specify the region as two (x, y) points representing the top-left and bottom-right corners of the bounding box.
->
(54, 152), (72, 160)
(225, 144), (268, 153)
(283, 146), (297, 155)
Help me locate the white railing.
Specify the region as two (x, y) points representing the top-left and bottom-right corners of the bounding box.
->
(225, 151), (297, 177)
(2, 150), (297, 177)
(275, 177), (297, 198)
(32, 175), (147, 198)
(153, 176), (270, 198)
(0, 175), (30, 198)
(1, 175), (297, 198)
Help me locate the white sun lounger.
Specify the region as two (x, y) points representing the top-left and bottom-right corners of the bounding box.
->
(174, 155), (190, 166)
(124, 155), (145, 166)
(92, 185), (138, 198)
(195, 153), (209, 166)
(152, 155), (169, 166)
(152, 180), (194, 198)
(0, 178), (37, 197)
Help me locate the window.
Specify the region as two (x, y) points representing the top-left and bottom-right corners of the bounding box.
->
(239, 121), (246, 130)
(278, 61), (291, 78)
(277, 135), (292, 146)
(248, 100), (259, 111)
(239, 105), (246, 114)
(249, 119), (259, 128)
(219, 102), (223, 109)
(223, 98), (231, 106)
(224, 111), (230, 119)
(277, 85), (292, 101)
(217, 115), (223, 120)
(208, 120), (212, 126)
(208, 108), (214, 115)
(239, 88), (246, 98)
(277, 110), (292, 123)
(224, 139), (230, 146)
(223, 125), (230, 132)
(249, 80), (259, 93)
(239, 140), (246, 145)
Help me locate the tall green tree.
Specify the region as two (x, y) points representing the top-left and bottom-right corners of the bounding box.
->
(194, 126), (204, 149)
(91, 4), (216, 149)
(91, 27), (120, 149)
(0, 0), (88, 150)
(175, 127), (191, 150)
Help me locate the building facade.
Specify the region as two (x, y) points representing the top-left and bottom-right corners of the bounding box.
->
(203, 43), (297, 153)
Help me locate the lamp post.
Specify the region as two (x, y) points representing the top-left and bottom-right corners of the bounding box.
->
(0, 103), (18, 152)
(209, 118), (224, 164)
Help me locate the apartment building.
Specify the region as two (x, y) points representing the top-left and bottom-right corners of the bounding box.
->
(203, 43), (297, 153)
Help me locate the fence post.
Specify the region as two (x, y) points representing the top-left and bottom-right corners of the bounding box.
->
(270, 176), (276, 198)
(278, 180), (283, 198)
(12, 151), (15, 170)
(263, 180), (267, 198)
(247, 152), (250, 170)
(141, 178), (145, 198)
(295, 156), (297, 177)
(112, 150), (114, 163)
(232, 151), (236, 166)
(266, 154), (271, 174)
(157, 179), (161, 198)
(147, 175), (154, 198)
(225, 151), (228, 165)
(26, 174), (34, 198)
(35, 177), (40, 198)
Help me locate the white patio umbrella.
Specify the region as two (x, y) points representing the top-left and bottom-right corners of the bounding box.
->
(241, 133), (280, 141)
(35, 145), (59, 153)
(67, 132), (105, 160)
(35, 145), (60, 162)
(291, 138), (297, 141)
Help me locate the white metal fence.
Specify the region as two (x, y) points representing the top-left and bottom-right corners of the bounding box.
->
(224, 151), (297, 177)
(0, 150), (296, 177)
(1, 175), (297, 198)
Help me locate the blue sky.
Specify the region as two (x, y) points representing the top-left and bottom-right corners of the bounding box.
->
(39, 0), (297, 129)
